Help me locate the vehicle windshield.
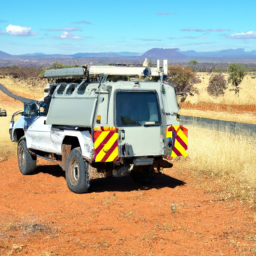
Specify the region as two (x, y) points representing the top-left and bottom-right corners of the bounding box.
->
(116, 91), (161, 126)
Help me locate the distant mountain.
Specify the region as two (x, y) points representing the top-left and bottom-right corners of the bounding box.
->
(72, 52), (140, 57)
(141, 48), (186, 59)
(72, 52), (120, 58)
(2, 48), (256, 61)
(0, 50), (12, 58)
(19, 53), (47, 56)
(180, 48), (256, 58)
(117, 52), (140, 57)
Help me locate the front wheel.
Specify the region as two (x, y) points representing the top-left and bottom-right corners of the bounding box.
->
(66, 148), (90, 194)
(17, 139), (37, 175)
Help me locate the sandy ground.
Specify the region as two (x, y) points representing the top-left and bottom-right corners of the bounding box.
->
(0, 158), (255, 256)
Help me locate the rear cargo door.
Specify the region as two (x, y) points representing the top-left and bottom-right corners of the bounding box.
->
(46, 84), (97, 127)
(116, 91), (163, 157)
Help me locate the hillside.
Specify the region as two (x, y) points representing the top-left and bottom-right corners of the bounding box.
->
(141, 48), (186, 59)
(0, 50), (12, 58)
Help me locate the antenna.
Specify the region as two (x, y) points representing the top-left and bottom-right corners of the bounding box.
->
(163, 60), (168, 75)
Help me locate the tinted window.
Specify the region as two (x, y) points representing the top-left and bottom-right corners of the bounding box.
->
(66, 84), (77, 95)
(77, 82), (89, 95)
(116, 91), (161, 126)
(57, 84), (66, 95)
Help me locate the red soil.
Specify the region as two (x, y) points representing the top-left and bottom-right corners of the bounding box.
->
(0, 158), (255, 255)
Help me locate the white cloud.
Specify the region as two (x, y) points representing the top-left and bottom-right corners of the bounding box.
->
(6, 24), (37, 36)
(46, 27), (81, 31)
(228, 31), (256, 39)
(60, 31), (82, 40)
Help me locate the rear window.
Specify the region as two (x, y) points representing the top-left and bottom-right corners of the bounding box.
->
(116, 91), (161, 126)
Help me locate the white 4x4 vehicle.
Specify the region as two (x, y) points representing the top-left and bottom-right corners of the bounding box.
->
(10, 63), (188, 194)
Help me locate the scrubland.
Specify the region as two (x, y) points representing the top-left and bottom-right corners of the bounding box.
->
(178, 126), (256, 200)
(185, 73), (256, 105)
(178, 73), (256, 198)
(0, 77), (44, 161)
(179, 73), (256, 123)
(0, 91), (22, 161)
(0, 77), (45, 100)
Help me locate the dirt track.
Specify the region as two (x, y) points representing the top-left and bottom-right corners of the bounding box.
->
(0, 158), (255, 255)
(0, 83), (34, 104)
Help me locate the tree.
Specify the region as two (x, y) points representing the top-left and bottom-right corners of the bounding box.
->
(189, 60), (198, 65)
(207, 74), (227, 97)
(189, 60), (198, 71)
(52, 61), (64, 69)
(168, 65), (196, 95)
(148, 55), (154, 67)
(214, 67), (221, 73)
(228, 63), (246, 96)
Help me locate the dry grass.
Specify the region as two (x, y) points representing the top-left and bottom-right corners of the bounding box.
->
(179, 108), (256, 124)
(0, 137), (16, 162)
(0, 106), (20, 161)
(185, 73), (256, 105)
(0, 77), (45, 100)
(0, 77), (44, 161)
(179, 125), (256, 200)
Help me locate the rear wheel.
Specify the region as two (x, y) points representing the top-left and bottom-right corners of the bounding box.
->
(66, 148), (90, 194)
(17, 139), (37, 175)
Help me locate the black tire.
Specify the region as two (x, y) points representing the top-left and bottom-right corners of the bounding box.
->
(66, 148), (90, 194)
(17, 139), (37, 175)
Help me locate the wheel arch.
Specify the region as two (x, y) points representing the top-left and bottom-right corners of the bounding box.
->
(61, 135), (81, 171)
(62, 135), (81, 150)
(14, 129), (25, 142)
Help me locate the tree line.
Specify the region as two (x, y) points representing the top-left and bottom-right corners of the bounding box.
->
(0, 61), (248, 98)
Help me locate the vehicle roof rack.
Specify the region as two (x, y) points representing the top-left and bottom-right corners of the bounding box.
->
(44, 67), (86, 78)
(44, 60), (168, 78)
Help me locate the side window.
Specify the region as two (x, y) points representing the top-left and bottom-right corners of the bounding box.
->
(24, 102), (39, 117)
(57, 84), (66, 95)
(49, 85), (57, 95)
(77, 82), (88, 95)
(66, 84), (77, 95)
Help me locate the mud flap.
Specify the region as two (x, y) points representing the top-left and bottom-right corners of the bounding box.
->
(93, 127), (119, 162)
(166, 125), (188, 159)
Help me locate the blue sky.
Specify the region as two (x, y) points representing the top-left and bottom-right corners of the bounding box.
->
(1, 0), (256, 54)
